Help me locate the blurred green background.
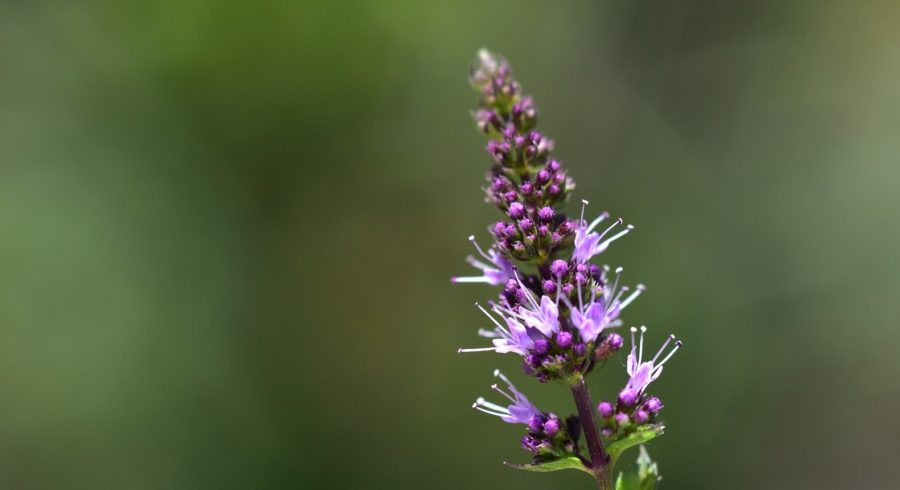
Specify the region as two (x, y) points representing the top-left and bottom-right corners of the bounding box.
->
(2, 1), (899, 488)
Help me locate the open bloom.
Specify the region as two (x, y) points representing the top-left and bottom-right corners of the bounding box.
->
(472, 370), (540, 424)
(572, 200), (633, 264)
(566, 266), (645, 343)
(451, 235), (515, 286)
(459, 273), (560, 355)
(625, 326), (682, 394)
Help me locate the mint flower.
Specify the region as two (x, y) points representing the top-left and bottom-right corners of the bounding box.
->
(472, 370), (540, 424)
(451, 235), (514, 285)
(566, 266), (644, 343)
(454, 49), (682, 489)
(624, 326), (681, 394)
(573, 200), (634, 264)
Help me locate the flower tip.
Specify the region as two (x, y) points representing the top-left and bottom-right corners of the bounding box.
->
(636, 283), (647, 290)
(450, 277), (457, 284)
(467, 235), (475, 241)
(457, 348), (463, 354)
(675, 340), (684, 348)
(630, 326), (638, 333)
(493, 368), (501, 377)
(626, 224), (635, 230)
(581, 199), (589, 205)
(640, 325), (647, 332)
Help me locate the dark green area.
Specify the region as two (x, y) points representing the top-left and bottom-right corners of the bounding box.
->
(1, 1), (898, 488)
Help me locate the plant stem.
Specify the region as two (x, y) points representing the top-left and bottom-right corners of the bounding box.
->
(570, 375), (611, 490)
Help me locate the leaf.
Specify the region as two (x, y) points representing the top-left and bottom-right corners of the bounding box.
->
(615, 446), (660, 490)
(606, 423), (664, 467)
(504, 456), (593, 474)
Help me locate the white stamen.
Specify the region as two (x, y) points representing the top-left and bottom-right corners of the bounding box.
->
(638, 325), (647, 363)
(477, 328), (500, 338)
(452, 276), (491, 284)
(586, 211), (610, 234)
(469, 235), (496, 264)
(473, 404), (509, 417)
(598, 224), (634, 250)
(651, 334), (675, 363)
(475, 397), (509, 413)
(491, 384), (517, 403)
(458, 347), (497, 353)
(656, 339), (682, 368)
(477, 303), (509, 335)
(619, 284), (645, 309)
(580, 200), (589, 225)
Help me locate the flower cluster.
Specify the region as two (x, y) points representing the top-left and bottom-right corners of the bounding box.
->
(596, 326), (681, 437)
(454, 49), (681, 486)
(473, 371), (579, 458)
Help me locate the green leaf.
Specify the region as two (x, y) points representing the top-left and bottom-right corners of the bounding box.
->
(504, 456), (592, 474)
(615, 446), (660, 490)
(606, 423), (664, 468)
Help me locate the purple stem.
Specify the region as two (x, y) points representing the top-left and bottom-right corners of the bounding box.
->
(570, 375), (611, 490)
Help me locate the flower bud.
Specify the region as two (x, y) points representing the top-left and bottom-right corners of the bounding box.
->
(601, 426), (616, 438)
(605, 333), (624, 351)
(542, 416), (560, 437)
(572, 343), (586, 358)
(542, 280), (557, 295)
(536, 169), (550, 184)
(643, 397), (663, 414)
(549, 259), (569, 277)
(597, 401), (614, 419)
(528, 415), (545, 433)
(508, 202), (525, 219)
(533, 338), (550, 355)
(633, 410), (650, 425)
(615, 412), (631, 427)
(555, 331), (573, 349)
(538, 206), (555, 222)
(618, 388), (639, 408)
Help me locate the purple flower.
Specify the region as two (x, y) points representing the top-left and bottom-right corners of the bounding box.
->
(472, 370), (541, 424)
(624, 326), (682, 394)
(458, 303), (535, 355)
(572, 200), (634, 264)
(451, 235), (514, 286)
(564, 266), (644, 343)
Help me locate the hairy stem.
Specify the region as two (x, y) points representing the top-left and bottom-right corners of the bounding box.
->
(570, 375), (611, 490)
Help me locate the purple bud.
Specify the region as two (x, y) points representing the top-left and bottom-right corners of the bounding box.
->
(528, 415), (545, 433)
(521, 434), (540, 454)
(504, 279), (518, 293)
(542, 417), (560, 437)
(533, 338), (550, 355)
(618, 388), (639, 408)
(504, 191), (518, 203)
(538, 206), (555, 222)
(538, 225), (550, 236)
(547, 160), (561, 172)
(513, 241), (525, 253)
(536, 169), (550, 184)
(574, 272), (586, 284)
(520, 182), (534, 196)
(505, 224), (518, 236)
(493, 221), (508, 237)
(549, 259), (569, 277)
(605, 333), (624, 351)
(542, 280), (557, 295)
(508, 202), (525, 219)
(633, 410), (650, 425)
(553, 171), (566, 183)
(555, 331), (573, 348)
(502, 126), (516, 139)
(514, 135), (526, 147)
(551, 232), (562, 245)
(644, 397), (663, 413)
(597, 401), (614, 419)
(518, 218), (533, 230)
(557, 221), (573, 234)
(575, 264), (588, 275)
(548, 184), (561, 195)
(572, 343), (586, 358)
(515, 288), (529, 304)
(561, 283), (574, 296)
(525, 354), (542, 369)
(601, 426), (616, 438)
(615, 412), (630, 427)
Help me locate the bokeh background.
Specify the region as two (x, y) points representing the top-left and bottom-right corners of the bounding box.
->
(2, 1), (899, 488)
